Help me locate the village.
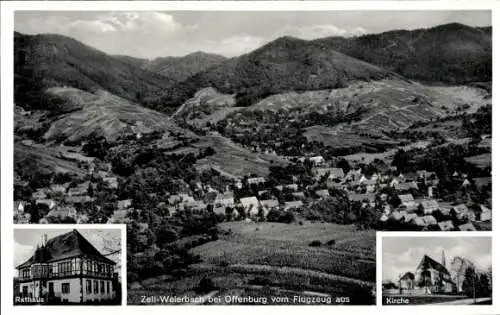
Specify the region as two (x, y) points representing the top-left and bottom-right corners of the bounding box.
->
(14, 138), (492, 232)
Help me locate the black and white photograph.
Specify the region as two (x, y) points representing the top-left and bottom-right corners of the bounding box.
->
(13, 227), (123, 305)
(11, 10), (491, 305)
(382, 235), (492, 305)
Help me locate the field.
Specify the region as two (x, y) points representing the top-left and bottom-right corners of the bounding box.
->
(14, 143), (86, 176)
(192, 135), (288, 177)
(128, 222), (375, 305)
(42, 88), (194, 143)
(465, 153), (492, 168)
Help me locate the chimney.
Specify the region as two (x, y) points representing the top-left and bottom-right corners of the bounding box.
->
(428, 186), (433, 198)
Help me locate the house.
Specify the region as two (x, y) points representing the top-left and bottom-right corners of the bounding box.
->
(260, 199), (279, 210)
(458, 223), (477, 231)
(257, 190), (269, 197)
(390, 211), (405, 221)
(394, 182), (418, 192)
(414, 254), (455, 293)
(399, 272), (416, 291)
(313, 167), (344, 181)
(344, 169), (362, 182)
(308, 156), (324, 165)
(184, 201), (205, 211)
(292, 192), (306, 200)
(349, 193), (376, 206)
(68, 186), (87, 197)
(410, 217), (426, 227)
(451, 204), (473, 222)
(117, 199), (132, 210)
(275, 185), (284, 192)
(247, 177), (266, 185)
(462, 179), (471, 187)
(438, 220), (455, 231)
(36, 199), (56, 210)
(284, 201), (303, 211)
(403, 172), (418, 182)
(403, 213), (418, 224)
(284, 184), (299, 192)
(215, 192), (234, 207)
(107, 210), (129, 224)
(361, 180), (377, 192)
(398, 194), (415, 207)
(240, 197), (260, 213)
(15, 230), (116, 303)
(477, 205), (492, 221)
(389, 178), (400, 187)
(32, 189), (48, 200)
(168, 195), (182, 205)
(420, 200), (439, 214)
(421, 215), (438, 226)
(50, 185), (67, 194)
(326, 181), (344, 190)
(15, 201), (26, 213)
(64, 196), (94, 204)
(103, 177), (118, 189)
(47, 206), (77, 220)
(315, 189), (330, 199)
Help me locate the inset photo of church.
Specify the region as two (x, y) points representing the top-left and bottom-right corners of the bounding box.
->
(13, 226), (124, 305)
(382, 235), (492, 305)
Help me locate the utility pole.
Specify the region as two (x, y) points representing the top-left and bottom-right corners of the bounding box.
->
(472, 266), (476, 304)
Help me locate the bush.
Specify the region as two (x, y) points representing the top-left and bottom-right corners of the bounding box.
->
(309, 240), (322, 247)
(127, 272), (139, 284)
(326, 239), (336, 246)
(196, 277), (216, 294)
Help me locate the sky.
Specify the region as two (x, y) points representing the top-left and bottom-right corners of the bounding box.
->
(13, 228), (122, 277)
(382, 236), (492, 283)
(14, 10), (491, 58)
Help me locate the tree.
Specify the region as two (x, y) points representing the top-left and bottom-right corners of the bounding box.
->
(462, 266), (479, 298)
(336, 159), (351, 174)
(196, 277), (215, 294)
(392, 149), (411, 173)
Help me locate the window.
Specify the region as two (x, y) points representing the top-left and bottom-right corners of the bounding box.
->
(100, 280), (105, 294)
(61, 283), (70, 294)
(86, 280), (92, 294)
(58, 261), (72, 275)
(94, 280), (99, 294)
(107, 281), (110, 294)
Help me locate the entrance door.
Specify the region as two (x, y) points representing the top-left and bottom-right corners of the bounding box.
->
(48, 282), (54, 297)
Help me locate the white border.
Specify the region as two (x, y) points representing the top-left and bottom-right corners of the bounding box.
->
(12, 224), (127, 307)
(1, 1), (498, 315)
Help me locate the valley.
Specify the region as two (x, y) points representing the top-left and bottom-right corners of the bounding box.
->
(12, 21), (492, 305)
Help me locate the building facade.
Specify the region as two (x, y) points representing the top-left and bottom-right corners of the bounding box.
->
(15, 230), (117, 304)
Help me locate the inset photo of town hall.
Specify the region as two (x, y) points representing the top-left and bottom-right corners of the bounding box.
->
(382, 236), (492, 305)
(13, 227), (123, 305)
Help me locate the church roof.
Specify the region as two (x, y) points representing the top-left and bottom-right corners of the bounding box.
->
(417, 255), (450, 275)
(17, 229), (115, 268)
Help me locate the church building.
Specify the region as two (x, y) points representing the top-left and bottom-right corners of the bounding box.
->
(413, 251), (456, 293)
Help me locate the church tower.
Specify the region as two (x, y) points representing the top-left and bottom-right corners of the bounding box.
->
(442, 250), (446, 269)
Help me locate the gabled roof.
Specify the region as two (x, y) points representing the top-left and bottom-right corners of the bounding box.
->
(17, 229), (116, 269)
(420, 199), (439, 210)
(458, 223), (477, 231)
(398, 194), (414, 203)
(417, 255), (450, 275)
